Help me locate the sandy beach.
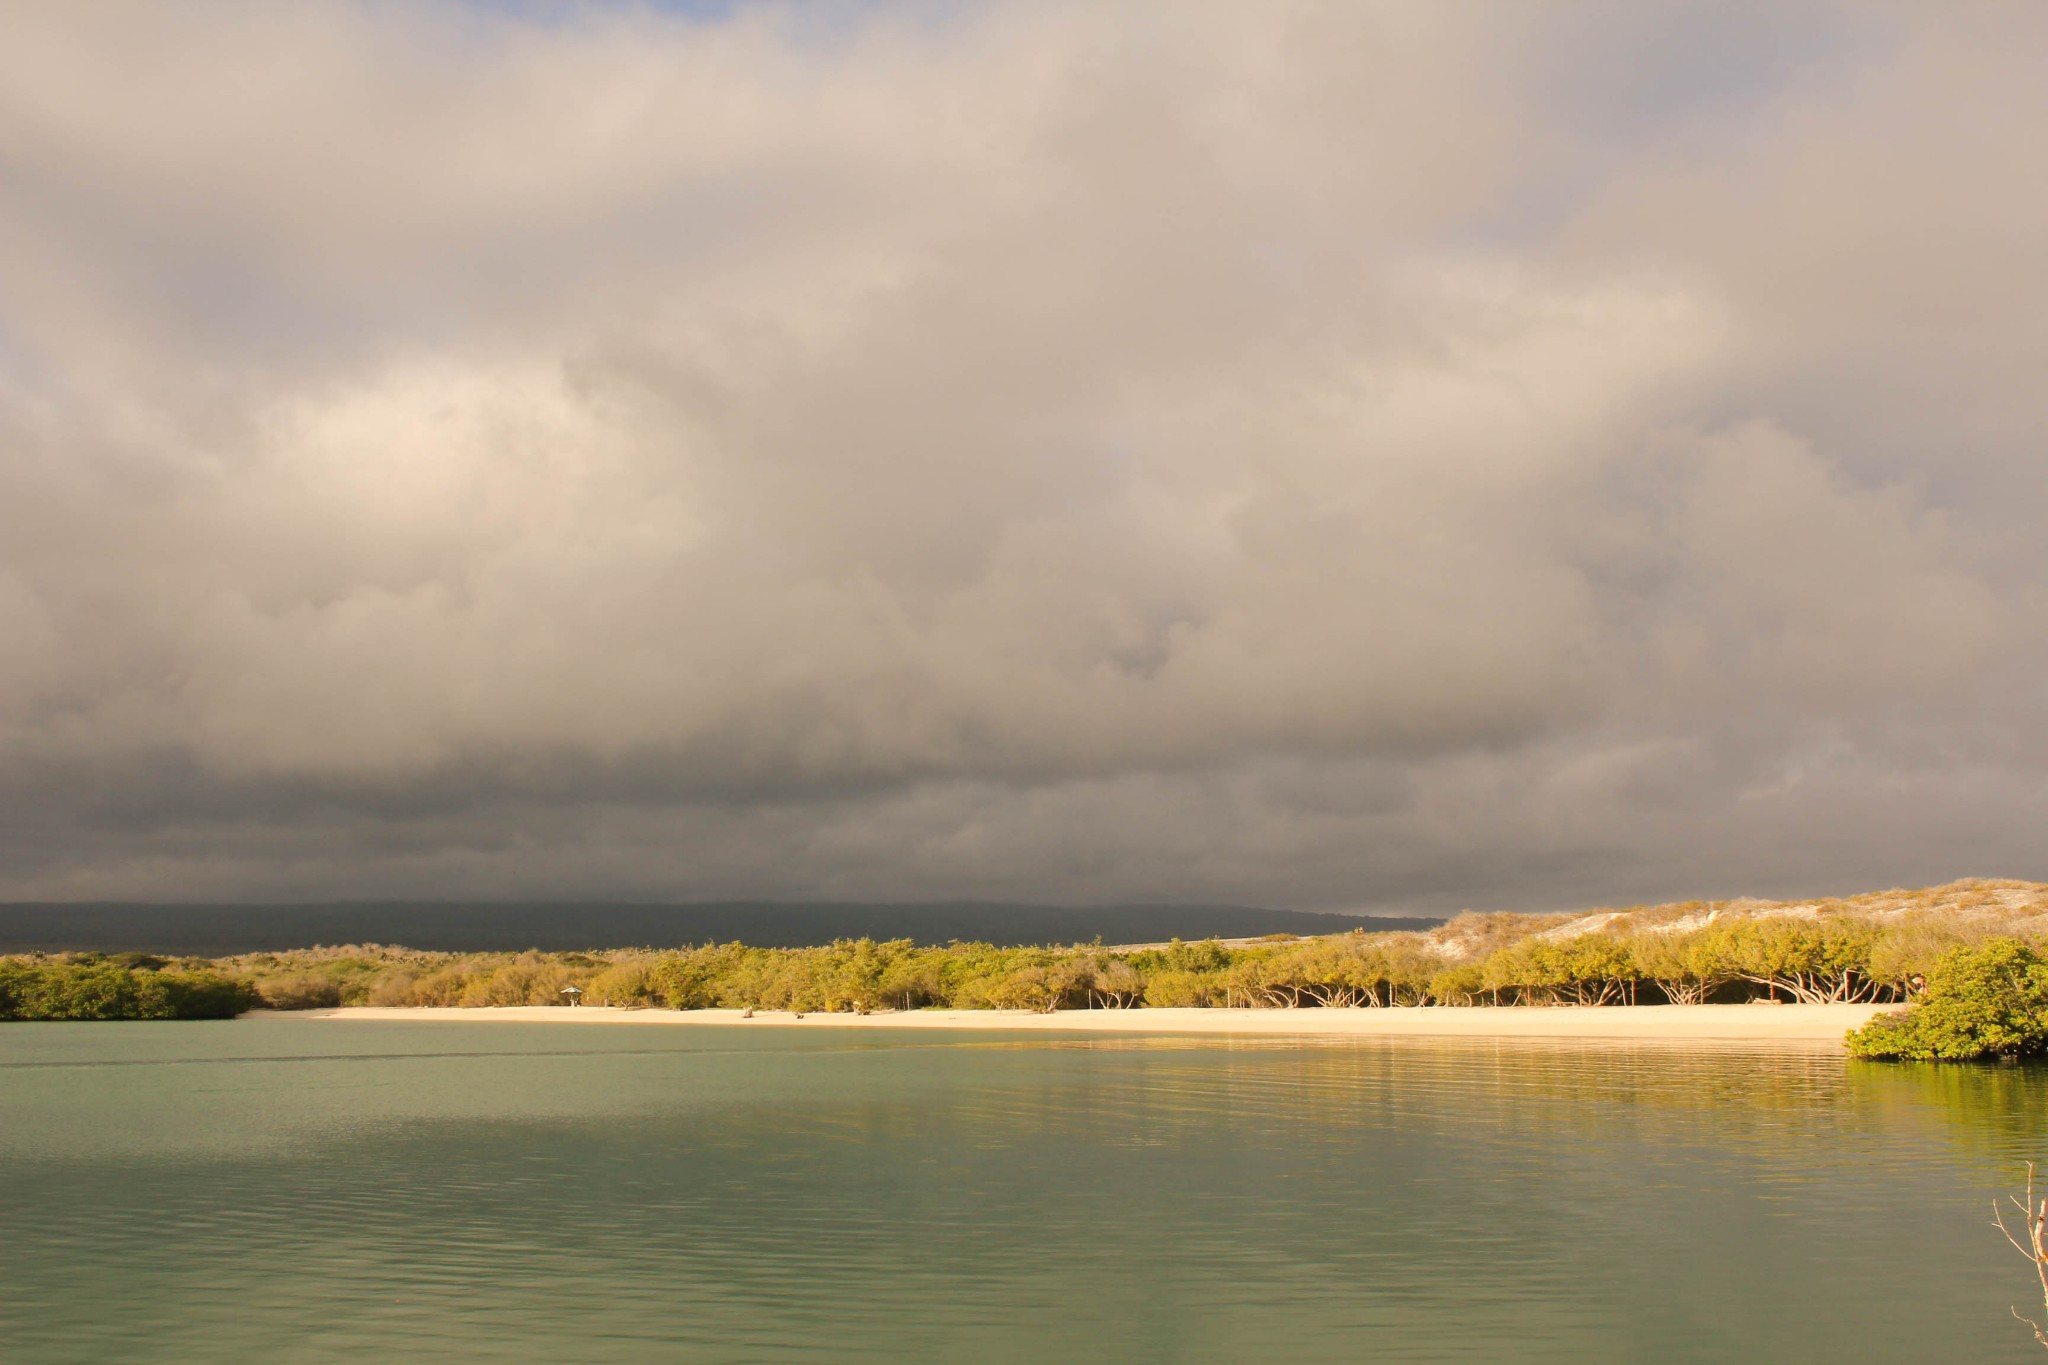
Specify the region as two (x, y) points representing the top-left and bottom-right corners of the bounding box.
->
(282, 1002), (1892, 1044)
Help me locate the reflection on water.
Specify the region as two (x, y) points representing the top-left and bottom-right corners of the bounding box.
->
(2, 1020), (2044, 1363)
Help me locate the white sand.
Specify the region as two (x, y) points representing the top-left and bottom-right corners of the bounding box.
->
(279, 1002), (1892, 1045)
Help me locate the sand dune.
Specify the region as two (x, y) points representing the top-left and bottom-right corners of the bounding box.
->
(280, 1002), (1890, 1044)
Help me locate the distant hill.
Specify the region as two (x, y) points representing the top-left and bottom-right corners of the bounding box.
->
(0, 902), (1444, 955)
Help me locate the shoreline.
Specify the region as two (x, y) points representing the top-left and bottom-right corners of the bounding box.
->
(275, 1002), (1892, 1044)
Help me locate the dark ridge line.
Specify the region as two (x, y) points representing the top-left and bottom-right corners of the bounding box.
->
(0, 901), (1447, 955)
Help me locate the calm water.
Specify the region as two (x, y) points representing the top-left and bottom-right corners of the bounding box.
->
(3, 1021), (2045, 1363)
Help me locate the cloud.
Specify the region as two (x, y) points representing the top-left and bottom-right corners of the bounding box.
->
(0, 0), (2041, 910)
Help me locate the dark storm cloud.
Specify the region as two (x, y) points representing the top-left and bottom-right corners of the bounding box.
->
(0, 0), (2042, 910)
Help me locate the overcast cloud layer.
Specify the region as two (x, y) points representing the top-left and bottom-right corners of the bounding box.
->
(1, 0), (2044, 913)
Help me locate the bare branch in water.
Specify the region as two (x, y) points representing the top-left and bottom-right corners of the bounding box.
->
(1992, 1162), (2048, 1350)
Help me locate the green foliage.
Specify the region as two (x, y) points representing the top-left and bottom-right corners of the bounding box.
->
(1711, 918), (1882, 1004)
(0, 961), (258, 1020)
(1142, 968), (1218, 1007)
(1628, 929), (1731, 1005)
(1426, 961), (1486, 1007)
(1125, 938), (1233, 976)
(1848, 939), (2048, 1061)
(1482, 934), (1642, 1006)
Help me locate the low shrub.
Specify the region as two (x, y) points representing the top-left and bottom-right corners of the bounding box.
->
(0, 962), (259, 1020)
(1847, 939), (2048, 1061)
(255, 972), (345, 1010)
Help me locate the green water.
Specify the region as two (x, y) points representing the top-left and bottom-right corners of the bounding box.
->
(2, 1021), (2043, 1363)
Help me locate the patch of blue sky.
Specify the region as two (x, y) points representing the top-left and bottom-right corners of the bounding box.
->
(1446, 0), (1887, 252)
(1540, 0), (1875, 143)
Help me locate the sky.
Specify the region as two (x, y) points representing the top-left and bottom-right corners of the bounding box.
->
(1, 0), (2044, 914)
